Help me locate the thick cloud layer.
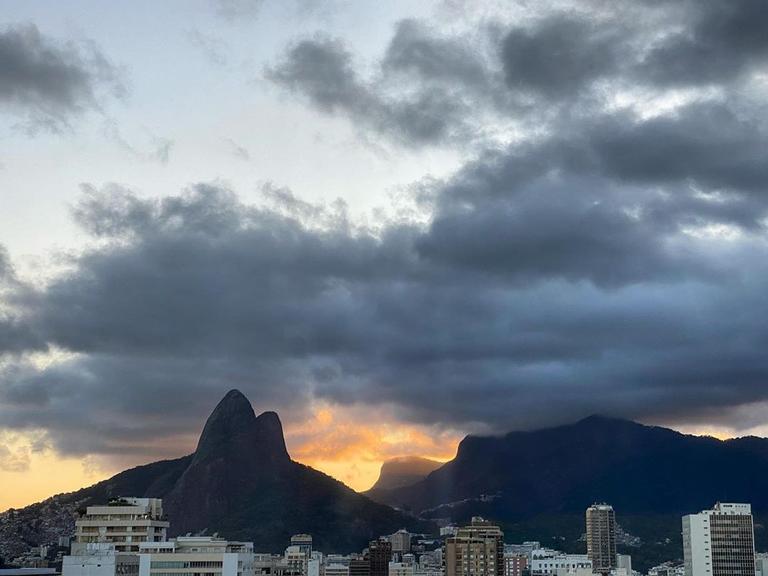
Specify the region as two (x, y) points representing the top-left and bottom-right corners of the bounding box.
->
(2, 0), (768, 462)
(0, 23), (123, 132)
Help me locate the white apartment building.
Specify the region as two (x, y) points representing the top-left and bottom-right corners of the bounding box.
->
(138, 537), (255, 576)
(63, 544), (139, 576)
(648, 563), (684, 576)
(756, 553), (768, 576)
(529, 550), (591, 576)
(323, 565), (349, 576)
(73, 498), (169, 554)
(682, 502), (755, 576)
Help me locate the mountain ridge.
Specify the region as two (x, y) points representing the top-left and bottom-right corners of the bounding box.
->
(0, 390), (428, 560)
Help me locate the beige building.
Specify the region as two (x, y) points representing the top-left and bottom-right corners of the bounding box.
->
(445, 517), (504, 576)
(73, 498), (169, 554)
(585, 504), (616, 575)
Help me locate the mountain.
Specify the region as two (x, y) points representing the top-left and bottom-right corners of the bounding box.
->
(0, 390), (429, 561)
(366, 457), (443, 493)
(366, 415), (768, 571)
(368, 415), (768, 515)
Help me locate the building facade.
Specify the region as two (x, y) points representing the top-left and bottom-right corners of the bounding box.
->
(389, 532), (411, 555)
(63, 544), (139, 576)
(445, 518), (504, 576)
(529, 551), (591, 576)
(138, 536), (255, 576)
(585, 504), (616, 575)
(683, 502), (755, 576)
(503, 554), (527, 576)
(73, 498), (169, 554)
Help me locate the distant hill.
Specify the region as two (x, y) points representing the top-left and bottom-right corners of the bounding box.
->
(366, 415), (768, 571)
(0, 390), (430, 560)
(368, 415), (768, 515)
(366, 456), (443, 493)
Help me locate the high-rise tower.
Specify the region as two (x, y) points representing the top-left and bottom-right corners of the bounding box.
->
(683, 502), (755, 576)
(585, 503), (616, 575)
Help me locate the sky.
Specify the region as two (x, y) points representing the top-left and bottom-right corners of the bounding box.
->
(1, 0), (768, 510)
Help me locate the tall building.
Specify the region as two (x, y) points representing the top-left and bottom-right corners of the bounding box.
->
(291, 536), (313, 557)
(138, 536), (255, 576)
(349, 559), (370, 576)
(285, 547), (309, 576)
(682, 502), (756, 576)
(389, 531), (411, 555)
(503, 554), (527, 576)
(585, 504), (616, 575)
(72, 498), (169, 554)
(367, 540), (392, 576)
(445, 517), (504, 576)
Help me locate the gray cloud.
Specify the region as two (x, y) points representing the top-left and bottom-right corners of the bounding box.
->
(4, 0), (768, 464)
(0, 23), (124, 132)
(2, 153), (768, 459)
(500, 14), (623, 98)
(266, 36), (474, 145)
(211, 0), (264, 21)
(638, 0), (768, 87)
(383, 19), (490, 90)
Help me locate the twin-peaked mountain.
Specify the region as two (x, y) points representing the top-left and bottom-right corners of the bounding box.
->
(0, 390), (429, 559)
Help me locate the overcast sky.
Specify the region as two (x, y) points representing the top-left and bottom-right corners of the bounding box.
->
(2, 0), (768, 507)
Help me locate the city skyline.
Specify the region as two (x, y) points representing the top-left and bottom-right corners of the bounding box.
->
(3, 0), (768, 512)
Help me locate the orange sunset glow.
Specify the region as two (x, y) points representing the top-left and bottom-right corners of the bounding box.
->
(0, 405), (462, 512)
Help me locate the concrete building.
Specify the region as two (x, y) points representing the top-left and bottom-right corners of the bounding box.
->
(349, 559), (369, 576)
(647, 564), (684, 576)
(290, 538), (313, 558)
(323, 565), (349, 576)
(62, 544), (138, 576)
(503, 554), (527, 576)
(756, 553), (768, 576)
(285, 547), (308, 576)
(73, 499), (169, 554)
(367, 541), (392, 576)
(138, 537), (254, 576)
(529, 550), (591, 576)
(682, 502), (755, 576)
(614, 555), (631, 576)
(504, 543), (540, 560)
(389, 532), (411, 555)
(585, 504), (616, 575)
(388, 564), (413, 576)
(445, 518), (504, 576)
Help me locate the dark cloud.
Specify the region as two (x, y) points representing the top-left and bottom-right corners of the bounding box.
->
(383, 19), (490, 90)
(638, 0), (768, 87)
(4, 0), (768, 464)
(1, 154), (768, 458)
(266, 36), (474, 145)
(0, 23), (124, 132)
(267, 1), (768, 147)
(500, 14), (623, 98)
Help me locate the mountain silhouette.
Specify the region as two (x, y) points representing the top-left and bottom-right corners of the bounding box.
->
(0, 390), (428, 559)
(368, 415), (768, 516)
(365, 456), (443, 492)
